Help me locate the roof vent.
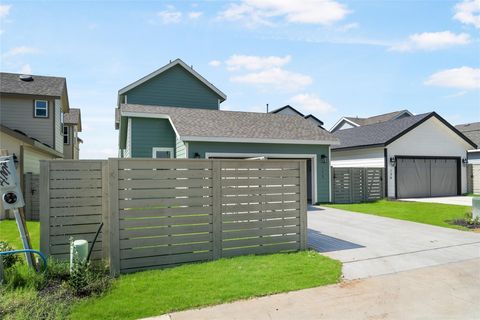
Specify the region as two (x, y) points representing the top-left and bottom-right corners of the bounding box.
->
(19, 74), (33, 82)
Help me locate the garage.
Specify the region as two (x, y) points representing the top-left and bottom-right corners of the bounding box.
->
(396, 157), (460, 198)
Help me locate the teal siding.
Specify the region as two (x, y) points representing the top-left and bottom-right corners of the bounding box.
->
(125, 65), (220, 109)
(176, 137), (187, 158)
(130, 118), (176, 158)
(187, 142), (331, 203)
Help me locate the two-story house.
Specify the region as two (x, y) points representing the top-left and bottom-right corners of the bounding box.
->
(0, 72), (70, 218)
(115, 59), (339, 203)
(63, 108), (83, 159)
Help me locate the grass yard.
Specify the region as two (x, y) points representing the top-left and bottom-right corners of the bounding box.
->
(71, 251), (342, 320)
(325, 199), (472, 230)
(0, 219), (40, 250)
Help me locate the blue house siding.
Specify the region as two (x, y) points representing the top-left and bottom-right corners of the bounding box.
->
(187, 141), (331, 203)
(124, 65), (220, 109)
(130, 118), (176, 157)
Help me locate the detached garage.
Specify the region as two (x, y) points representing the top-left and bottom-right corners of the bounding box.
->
(331, 112), (476, 199)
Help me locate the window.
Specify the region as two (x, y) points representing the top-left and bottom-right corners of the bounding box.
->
(152, 147), (174, 159)
(63, 126), (70, 144)
(34, 100), (49, 117)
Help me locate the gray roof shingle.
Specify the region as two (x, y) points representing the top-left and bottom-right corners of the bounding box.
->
(63, 108), (82, 131)
(345, 109), (410, 126)
(333, 113), (433, 150)
(456, 122), (480, 147)
(0, 72), (66, 97)
(121, 104), (338, 144)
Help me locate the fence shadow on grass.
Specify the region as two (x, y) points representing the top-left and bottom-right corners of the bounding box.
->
(307, 229), (364, 253)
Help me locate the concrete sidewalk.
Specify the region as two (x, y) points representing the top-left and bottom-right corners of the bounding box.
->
(400, 196), (473, 206)
(152, 259), (480, 320)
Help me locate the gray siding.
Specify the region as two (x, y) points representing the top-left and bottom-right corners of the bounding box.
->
(0, 96), (55, 148)
(125, 65), (220, 109)
(130, 117), (176, 157)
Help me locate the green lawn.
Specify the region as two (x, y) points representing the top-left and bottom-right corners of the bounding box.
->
(325, 200), (471, 230)
(71, 251), (342, 320)
(0, 219), (40, 250)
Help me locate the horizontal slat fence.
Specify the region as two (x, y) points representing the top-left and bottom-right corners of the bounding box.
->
(41, 159), (307, 275)
(332, 167), (384, 204)
(40, 160), (107, 261)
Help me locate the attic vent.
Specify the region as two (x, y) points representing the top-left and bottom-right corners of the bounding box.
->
(19, 74), (33, 82)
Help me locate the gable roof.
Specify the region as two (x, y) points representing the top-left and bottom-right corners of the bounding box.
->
(270, 105), (324, 126)
(118, 59), (226, 102)
(63, 108), (82, 131)
(0, 72), (67, 97)
(456, 122), (480, 147)
(270, 105), (305, 117)
(330, 109), (412, 132)
(120, 104), (338, 145)
(0, 125), (63, 157)
(333, 112), (476, 150)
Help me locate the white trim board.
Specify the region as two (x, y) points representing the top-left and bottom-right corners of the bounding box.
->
(152, 147), (174, 158)
(118, 58), (226, 100)
(204, 152), (318, 204)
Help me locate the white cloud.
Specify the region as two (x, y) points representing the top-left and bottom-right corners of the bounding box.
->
(225, 54), (291, 71)
(188, 11), (203, 19)
(209, 60), (222, 67)
(425, 67), (480, 90)
(231, 67), (312, 91)
(156, 6), (182, 24)
(219, 0), (350, 27)
(18, 64), (32, 74)
(290, 93), (336, 114)
(454, 0), (480, 28)
(0, 4), (11, 18)
(2, 46), (39, 58)
(389, 31), (471, 52)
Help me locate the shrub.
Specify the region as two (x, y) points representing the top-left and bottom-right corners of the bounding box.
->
(68, 260), (111, 297)
(0, 241), (19, 268)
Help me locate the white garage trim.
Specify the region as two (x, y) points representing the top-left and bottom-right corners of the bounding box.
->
(205, 152), (318, 204)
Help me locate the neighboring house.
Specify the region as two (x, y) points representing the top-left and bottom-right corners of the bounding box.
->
(115, 59), (338, 203)
(330, 109), (413, 132)
(0, 72), (70, 218)
(456, 122), (480, 164)
(331, 112), (476, 198)
(270, 105), (325, 128)
(63, 108), (83, 159)
(456, 122), (480, 194)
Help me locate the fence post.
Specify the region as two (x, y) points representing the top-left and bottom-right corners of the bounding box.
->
(24, 173), (32, 220)
(39, 161), (50, 255)
(108, 159), (120, 276)
(299, 160), (307, 250)
(212, 160), (222, 260)
(101, 161), (109, 261)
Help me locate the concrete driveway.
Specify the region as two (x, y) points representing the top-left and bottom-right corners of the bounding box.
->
(400, 196), (473, 206)
(308, 206), (480, 279)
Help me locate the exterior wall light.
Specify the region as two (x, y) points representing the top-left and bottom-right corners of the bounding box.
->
(320, 154), (328, 163)
(389, 157), (396, 166)
(193, 152), (201, 159)
(462, 158), (468, 165)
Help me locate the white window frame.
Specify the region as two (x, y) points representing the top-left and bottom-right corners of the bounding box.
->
(34, 100), (49, 118)
(152, 147), (174, 159)
(63, 126), (70, 144)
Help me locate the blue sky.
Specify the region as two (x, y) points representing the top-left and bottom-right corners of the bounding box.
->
(1, 0), (479, 158)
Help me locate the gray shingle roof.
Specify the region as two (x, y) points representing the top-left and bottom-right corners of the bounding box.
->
(121, 104), (338, 144)
(456, 122), (480, 147)
(345, 109), (410, 126)
(333, 113), (433, 150)
(63, 108), (82, 131)
(0, 72), (66, 97)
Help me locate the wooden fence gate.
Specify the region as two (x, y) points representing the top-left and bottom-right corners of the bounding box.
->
(331, 167), (384, 204)
(41, 159), (307, 275)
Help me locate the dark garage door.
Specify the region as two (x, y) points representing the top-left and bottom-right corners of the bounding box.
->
(396, 157), (459, 198)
